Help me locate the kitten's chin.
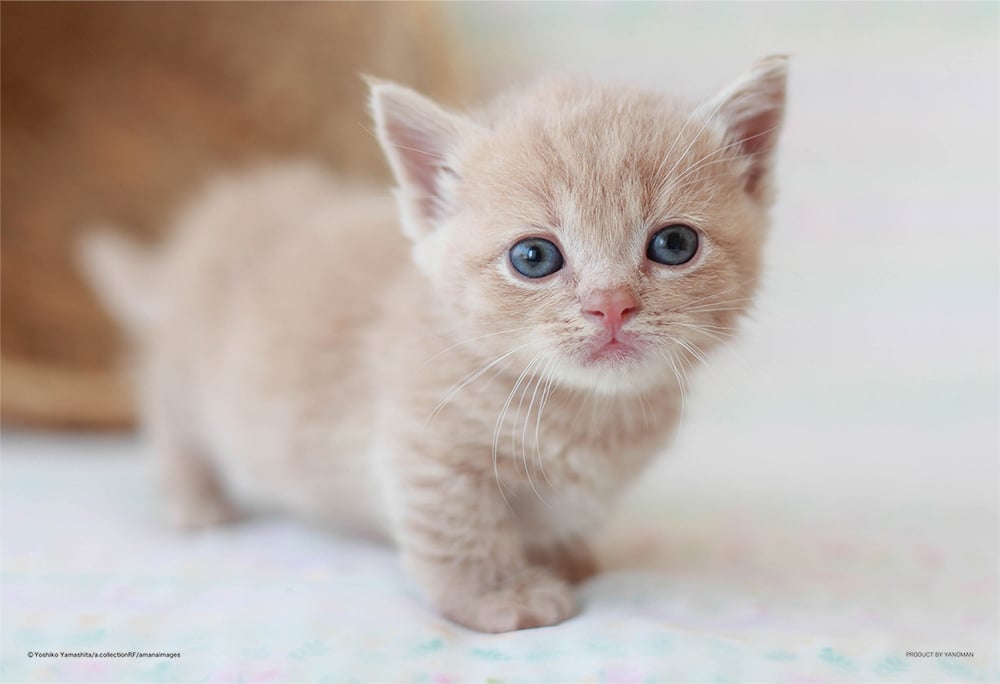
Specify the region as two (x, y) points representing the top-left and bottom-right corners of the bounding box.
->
(557, 364), (660, 395)
(551, 349), (665, 395)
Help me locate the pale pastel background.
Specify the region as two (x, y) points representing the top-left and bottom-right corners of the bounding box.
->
(2, 3), (998, 683)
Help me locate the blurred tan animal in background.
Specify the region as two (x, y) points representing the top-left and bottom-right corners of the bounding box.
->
(1, 2), (466, 429)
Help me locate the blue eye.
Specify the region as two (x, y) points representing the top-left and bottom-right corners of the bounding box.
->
(647, 224), (698, 265)
(509, 238), (564, 279)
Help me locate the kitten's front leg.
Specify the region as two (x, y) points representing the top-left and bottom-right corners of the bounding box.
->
(526, 538), (599, 585)
(382, 458), (576, 633)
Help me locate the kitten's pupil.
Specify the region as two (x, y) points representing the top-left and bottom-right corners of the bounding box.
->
(647, 225), (698, 266)
(509, 238), (563, 279)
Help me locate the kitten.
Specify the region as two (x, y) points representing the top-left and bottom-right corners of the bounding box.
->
(81, 56), (787, 633)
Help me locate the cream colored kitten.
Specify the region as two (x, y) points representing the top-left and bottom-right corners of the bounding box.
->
(82, 57), (787, 633)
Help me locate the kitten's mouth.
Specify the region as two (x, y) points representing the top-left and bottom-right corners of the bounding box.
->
(585, 333), (641, 365)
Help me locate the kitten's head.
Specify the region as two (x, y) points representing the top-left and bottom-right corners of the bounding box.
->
(371, 57), (787, 393)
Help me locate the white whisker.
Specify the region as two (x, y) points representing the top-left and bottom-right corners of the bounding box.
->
(655, 92), (730, 196)
(510, 355), (542, 467)
(674, 336), (712, 371)
(426, 340), (534, 424)
(421, 326), (535, 367)
(660, 124), (781, 199)
(521, 357), (552, 507)
(492, 353), (543, 513)
(682, 305), (753, 316)
(677, 279), (756, 309)
(534, 360), (557, 491)
(659, 347), (689, 428)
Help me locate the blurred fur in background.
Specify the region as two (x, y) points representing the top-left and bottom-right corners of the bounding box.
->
(1, 2), (465, 429)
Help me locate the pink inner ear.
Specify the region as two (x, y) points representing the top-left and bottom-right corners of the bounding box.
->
(736, 108), (782, 159)
(734, 107), (782, 196)
(384, 118), (449, 221)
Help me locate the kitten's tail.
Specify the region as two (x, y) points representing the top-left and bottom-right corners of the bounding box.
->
(77, 227), (161, 335)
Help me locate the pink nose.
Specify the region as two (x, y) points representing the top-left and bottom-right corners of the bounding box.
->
(581, 287), (639, 336)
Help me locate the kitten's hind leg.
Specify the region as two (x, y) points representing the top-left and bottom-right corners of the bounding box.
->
(146, 403), (241, 531)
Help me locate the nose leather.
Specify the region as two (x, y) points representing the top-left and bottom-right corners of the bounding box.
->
(581, 287), (639, 337)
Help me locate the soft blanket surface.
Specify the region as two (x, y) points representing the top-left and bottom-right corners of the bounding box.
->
(2, 433), (996, 683)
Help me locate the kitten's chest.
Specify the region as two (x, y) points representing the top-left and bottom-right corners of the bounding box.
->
(492, 388), (679, 541)
(493, 385), (680, 492)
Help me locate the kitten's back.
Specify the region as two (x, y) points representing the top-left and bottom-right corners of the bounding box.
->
(83, 163), (403, 532)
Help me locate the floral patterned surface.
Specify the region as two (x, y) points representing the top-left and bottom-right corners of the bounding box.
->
(1, 434), (996, 683)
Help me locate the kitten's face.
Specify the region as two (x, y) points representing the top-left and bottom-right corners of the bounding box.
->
(373, 60), (786, 393)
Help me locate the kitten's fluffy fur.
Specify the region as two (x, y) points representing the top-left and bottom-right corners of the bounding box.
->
(83, 57), (787, 633)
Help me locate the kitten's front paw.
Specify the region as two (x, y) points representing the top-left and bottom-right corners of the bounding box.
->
(438, 569), (576, 633)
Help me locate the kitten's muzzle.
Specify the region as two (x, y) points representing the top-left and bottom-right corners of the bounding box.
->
(580, 287), (638, 339)
(580, 287), (642, 366)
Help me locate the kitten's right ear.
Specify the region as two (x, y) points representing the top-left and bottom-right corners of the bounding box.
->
(368, 78), (475, 239)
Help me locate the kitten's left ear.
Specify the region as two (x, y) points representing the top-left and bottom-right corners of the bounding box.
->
(702, 55), (788, 199)
(368, 78), (477, 239)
